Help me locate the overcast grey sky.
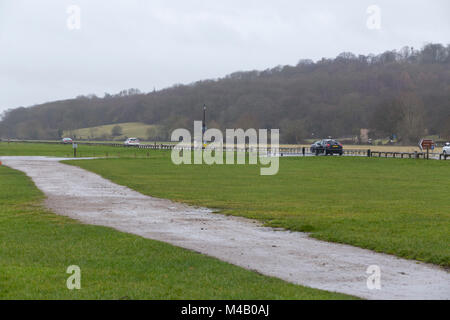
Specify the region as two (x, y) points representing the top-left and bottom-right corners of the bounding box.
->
(0, 0), (449, 113)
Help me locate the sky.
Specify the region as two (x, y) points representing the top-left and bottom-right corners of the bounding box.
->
(0, 0), (449, 113)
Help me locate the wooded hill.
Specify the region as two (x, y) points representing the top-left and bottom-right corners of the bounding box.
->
(1, 43), (449, 144)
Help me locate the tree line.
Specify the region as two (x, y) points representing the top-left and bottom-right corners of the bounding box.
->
(1, 43), (449, 144)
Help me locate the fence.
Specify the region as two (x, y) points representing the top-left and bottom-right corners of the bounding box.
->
(370, 150), (446, 160)
(1, 139), (448, 160)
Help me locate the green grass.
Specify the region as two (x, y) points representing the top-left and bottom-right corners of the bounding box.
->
(0, 142), (154, 158)
(65, 154), (450, 268)
(0, 164), (353, 299)
(63, 122), (156, 141)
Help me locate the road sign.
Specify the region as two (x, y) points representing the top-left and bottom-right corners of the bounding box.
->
(72, 143), (78, 149)
(419, 139), (435, 160)
(419, 139), (434, 151)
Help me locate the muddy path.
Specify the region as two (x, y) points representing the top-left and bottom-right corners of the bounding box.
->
(1, 156), (449, 300)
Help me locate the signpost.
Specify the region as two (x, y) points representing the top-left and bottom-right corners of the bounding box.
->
(419, 139), (435, 160)
(73, 143), (78, 158)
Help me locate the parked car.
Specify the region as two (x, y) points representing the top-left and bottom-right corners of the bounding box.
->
(61, 138), (73, 144)
(310, 141), (322, 154)
(443, 142), (450, 155)
(124, 138), (140, 146)
(310, 139), (343, 156)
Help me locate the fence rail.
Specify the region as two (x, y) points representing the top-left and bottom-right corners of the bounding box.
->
(1, 139), (448, 160)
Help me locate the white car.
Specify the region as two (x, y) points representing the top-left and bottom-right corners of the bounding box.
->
(61, 138), (73, 144)
(124, 138), (140, 146)
(443, 142), (450, 155)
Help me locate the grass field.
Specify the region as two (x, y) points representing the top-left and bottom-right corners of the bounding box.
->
(63, 122), (156, 141)
(2, 142), (449, 269)
(0, 142), (154, 158)
(65, 153), (450, 268)
(0, 164), (353, 299)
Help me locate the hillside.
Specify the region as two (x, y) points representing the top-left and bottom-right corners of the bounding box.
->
(63, 122), (157, 141)
(1, 43), (449, 144)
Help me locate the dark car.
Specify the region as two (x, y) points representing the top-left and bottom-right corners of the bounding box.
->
(310, 139), (343, 156)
